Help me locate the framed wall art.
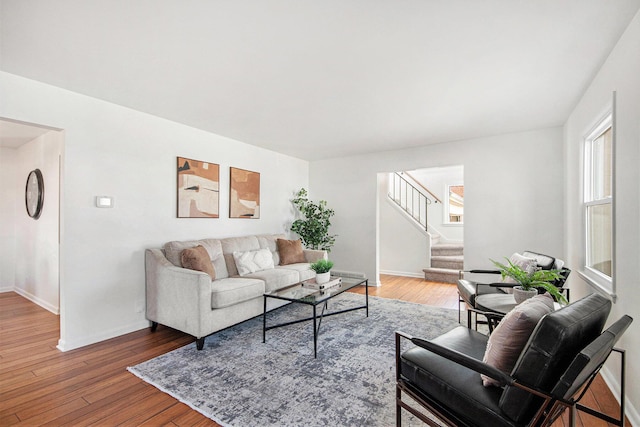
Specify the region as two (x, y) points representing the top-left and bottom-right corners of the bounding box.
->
(229, 167), (260, 218)
(177, 157), (219, 218)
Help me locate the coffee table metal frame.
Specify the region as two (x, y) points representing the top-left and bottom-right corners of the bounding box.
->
(262, 276), (368, 358)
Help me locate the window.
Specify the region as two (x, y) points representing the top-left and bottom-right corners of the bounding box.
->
(583, 114), (613, 287)
(445, 185), (463, 224)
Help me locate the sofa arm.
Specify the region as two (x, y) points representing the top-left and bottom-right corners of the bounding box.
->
(303, 249), (328, 263)
(145, 248), (212, 338)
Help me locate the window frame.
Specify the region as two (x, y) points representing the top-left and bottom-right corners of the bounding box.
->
(580, 102), (616, 300)
(443, 183), (464, 225)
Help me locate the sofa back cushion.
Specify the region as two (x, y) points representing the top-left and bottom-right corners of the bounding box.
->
(221, 236), (261, 276)
(258, 234), (286, 265)
(498, 293), (611, 423)
(164, 239), (229, 279)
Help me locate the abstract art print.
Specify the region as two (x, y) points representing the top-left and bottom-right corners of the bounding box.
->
(229, 167), (260, 218)
(177, 157), (219, 218)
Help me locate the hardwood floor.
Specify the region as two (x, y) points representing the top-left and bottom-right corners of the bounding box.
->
(0, 275), (629, 426)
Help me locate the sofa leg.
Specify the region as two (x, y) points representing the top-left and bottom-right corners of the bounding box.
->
(196, 337), (205, 350)
(150, 322), (158, 332)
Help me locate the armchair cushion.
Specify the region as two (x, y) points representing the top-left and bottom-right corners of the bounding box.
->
(522, 251), (555, 270)
(457, 279), (503, 307)
(400, 327), (511, 427)
(481, 293), (554, 386)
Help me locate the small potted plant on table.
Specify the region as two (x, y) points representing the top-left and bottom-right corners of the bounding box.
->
(310, 259), (334, 284)
(491, 258), (568, 304)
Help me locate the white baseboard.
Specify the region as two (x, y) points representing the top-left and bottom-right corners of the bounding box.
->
(12, 287), (59, 315)
(600, 364), (639, 426)
(0, 286), (14, 293)
(57, 319), (151, 352)
(379, 269), (424, 279)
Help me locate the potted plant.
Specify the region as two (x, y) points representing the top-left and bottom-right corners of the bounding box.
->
(290, 188), (337, 252)
(491, 258), (568, 304)
(310, 259), (334, 284)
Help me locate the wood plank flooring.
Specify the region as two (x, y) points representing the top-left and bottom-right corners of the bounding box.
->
(0, 275), (629, 426)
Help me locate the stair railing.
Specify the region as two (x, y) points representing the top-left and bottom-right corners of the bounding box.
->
(388, 172), (431, 231)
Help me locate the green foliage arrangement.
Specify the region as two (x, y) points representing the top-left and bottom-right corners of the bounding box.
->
(290, 188), (337, 251)
(310, 259), (334, 274)
(491, 258), (568, 304)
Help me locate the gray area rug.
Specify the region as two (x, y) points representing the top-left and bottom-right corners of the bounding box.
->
(128, 293), (459, 426)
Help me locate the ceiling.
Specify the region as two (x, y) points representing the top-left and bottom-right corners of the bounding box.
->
(1, 1), (639, 160)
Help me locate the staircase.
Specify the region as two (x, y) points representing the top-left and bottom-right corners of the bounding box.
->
(423, 243), (464, 284)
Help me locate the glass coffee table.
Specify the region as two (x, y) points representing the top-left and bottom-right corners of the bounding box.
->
(263, 276), (368, 358)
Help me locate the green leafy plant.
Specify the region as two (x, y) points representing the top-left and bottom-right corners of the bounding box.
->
(491, 258), (568, 304)
(290, 188), (337, 251)
(310, 259), (334, 274)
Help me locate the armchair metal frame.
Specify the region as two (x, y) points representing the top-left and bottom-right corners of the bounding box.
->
(395, 308), (632, 427)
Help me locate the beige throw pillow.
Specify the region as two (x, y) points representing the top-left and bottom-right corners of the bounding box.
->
(481, 293), (554, 387)
(277, 239), (306, 265)
(181, 245), (216, 280)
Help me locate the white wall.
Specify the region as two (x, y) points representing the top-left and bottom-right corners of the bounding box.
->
(0, 71), (309, 351)
(310, 127), (564, 286)
(564, 10), (640, 423)
(0, 147), (18, 292)
(9, 131), (63, 313)
(379, 173), (430, 277)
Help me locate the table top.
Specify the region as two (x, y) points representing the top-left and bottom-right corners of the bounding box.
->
(264, 276), (367, 306)
(475, 293), (518, 315)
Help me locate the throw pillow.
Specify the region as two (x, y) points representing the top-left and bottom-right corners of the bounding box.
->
(181, 245), (216, 280)
(233, 248), (275, 276)
(277, 239), (306, 265)
(481, 293), (554, 387)
(502, 252), (538, 284)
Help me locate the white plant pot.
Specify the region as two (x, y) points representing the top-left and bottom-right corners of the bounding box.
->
(513, 286), (538, 304)
(316, 272), (331, 284)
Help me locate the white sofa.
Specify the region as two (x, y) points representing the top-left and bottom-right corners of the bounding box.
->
(145, 234), (327, 349)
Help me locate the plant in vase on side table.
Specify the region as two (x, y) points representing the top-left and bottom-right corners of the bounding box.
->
(491, 258), (568, 304)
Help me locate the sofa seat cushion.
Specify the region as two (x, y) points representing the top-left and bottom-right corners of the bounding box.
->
(400, 326), (511, 427)
(276, 264), (314, 282)
(211, 278), (265, 309)
(245, 268), (300, 292)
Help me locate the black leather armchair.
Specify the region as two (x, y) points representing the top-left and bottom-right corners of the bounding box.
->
(396, 293), (632, 427)
(457, 251), (571, 328)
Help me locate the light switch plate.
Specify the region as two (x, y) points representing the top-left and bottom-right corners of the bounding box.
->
(96, 196), (113, 208)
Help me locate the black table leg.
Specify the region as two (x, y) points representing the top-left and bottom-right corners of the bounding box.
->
(262, 295), (267, 343)
(313, 305), (318, 358)
(365, 279), (369, 317)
